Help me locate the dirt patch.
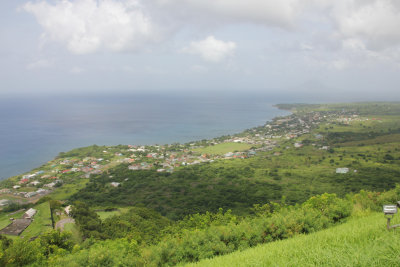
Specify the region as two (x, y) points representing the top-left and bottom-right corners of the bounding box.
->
(0, 219), (32, 236)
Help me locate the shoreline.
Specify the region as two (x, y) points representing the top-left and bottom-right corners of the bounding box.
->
(0, 103), (291, 182)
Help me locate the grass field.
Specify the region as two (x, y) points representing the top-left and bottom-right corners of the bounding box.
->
(96, 207), (130, 220)
(0, 209), (25, 230)
(20, 202), (52, 239)
(187, 212), (400, 267)
(193, 142), (253, 155)
(64, 222), (82, 243)
(48, 179), (89, 200)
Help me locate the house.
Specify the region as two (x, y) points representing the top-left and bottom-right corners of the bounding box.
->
(128, 165), (140, 170)
(0, 199), (10, 206)
(13, 185), (21, 189)
(0, 189), (11, 194)
(336, 168), (349, 174)
(23, 208), (37, 219)
(36, 188), (48, 194)
(123, 158), (135, 163)
(30, 181), (40, 186)
(224, 152), (234, 158)
(65, 205), (72, 216)
(294, 143), (303, 148)
(24, 192), (37, 198)
(22, 174), (36, 179)
(18, 179), (29, 184)
(110, 182), (120, 187)
(44, 182), (56, 188)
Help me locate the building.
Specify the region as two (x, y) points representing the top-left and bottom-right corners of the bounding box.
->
(110, 182), (120, 187)
(336, 168), (349, 174)
(65, 205), (72, 216)
(294, 143), (303, 148)
(0, 199), (10, 206)
(23, 208), (37, 219)
(0, 189), (11, 194)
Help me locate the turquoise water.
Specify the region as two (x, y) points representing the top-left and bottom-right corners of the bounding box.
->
(0, 93), (290, 180)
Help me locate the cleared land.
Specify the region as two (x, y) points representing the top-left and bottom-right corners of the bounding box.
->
(48, 179), (89, 200)
(96, 207), (130, 220)
(20, 202), (52, 238)
(0, 218), (31, 236)
(0, 209), (25, 229)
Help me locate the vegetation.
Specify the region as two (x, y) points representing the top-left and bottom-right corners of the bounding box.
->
(1, 185), (398, 266)
(1, 102), (400, 266)
(70, 128), (400, 219)
(188, 212), (400, 267)
(193, 142), (252, 155)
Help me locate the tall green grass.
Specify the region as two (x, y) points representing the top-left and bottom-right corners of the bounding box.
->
(187, 212), (400, 267)
(21, 202), (52, 239)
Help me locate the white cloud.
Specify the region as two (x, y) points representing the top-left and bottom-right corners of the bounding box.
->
(21, 0), (400, 67)
(23, 0), (159, 54)
(329, 0), (400, 51)
(182, 36), (236, 62)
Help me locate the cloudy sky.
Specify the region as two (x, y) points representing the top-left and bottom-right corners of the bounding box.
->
(1, 0), (400, 100)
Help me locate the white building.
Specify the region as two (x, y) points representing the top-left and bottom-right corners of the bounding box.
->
(65, 205), (72, 216)
(294, 143), (303, 148)
(0, 199), (10, 206)
(24, 208), (37, 219)
(336, 168), (349, 174)
(110, 182), (120, 187)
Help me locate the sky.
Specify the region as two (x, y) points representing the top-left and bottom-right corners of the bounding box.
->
(1, 0), (400, 100)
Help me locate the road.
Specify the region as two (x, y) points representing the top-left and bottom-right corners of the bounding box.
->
(55, 218), (75, 231)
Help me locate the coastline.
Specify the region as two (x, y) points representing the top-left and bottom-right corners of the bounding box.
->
(0, 102), (290, 181)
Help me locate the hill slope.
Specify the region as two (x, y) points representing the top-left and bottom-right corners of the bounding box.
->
(188, 212), (400, 267)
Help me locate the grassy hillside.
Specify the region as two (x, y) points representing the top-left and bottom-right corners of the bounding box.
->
(64, 103), (400, 220)
(188, 212), (400, 267)
(20, 202), (52, 239)
(2, 102), (400, 266)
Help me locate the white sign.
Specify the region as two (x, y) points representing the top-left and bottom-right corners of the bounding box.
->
(383, 205), (397, 215)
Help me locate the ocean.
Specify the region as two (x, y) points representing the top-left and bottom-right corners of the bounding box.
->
(0, 93), (290, 180)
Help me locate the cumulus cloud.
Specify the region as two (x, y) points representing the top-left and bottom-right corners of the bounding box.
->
(182, 36), (236, 62)
(21, 0), (400, 66)
(22, 0), (159, 54)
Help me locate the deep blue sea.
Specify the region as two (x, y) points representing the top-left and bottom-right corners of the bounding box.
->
(0, 93), (290, 180)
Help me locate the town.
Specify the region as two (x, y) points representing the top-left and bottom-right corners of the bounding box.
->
(0, 106), (367, 206)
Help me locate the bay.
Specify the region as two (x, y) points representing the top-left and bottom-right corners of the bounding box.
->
(0, 93), (290, 180)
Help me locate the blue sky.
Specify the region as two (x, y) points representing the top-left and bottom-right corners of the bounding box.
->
(1, 0), (400, 100)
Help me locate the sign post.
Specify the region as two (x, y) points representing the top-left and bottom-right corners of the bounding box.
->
(383, 204), (400, 230)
